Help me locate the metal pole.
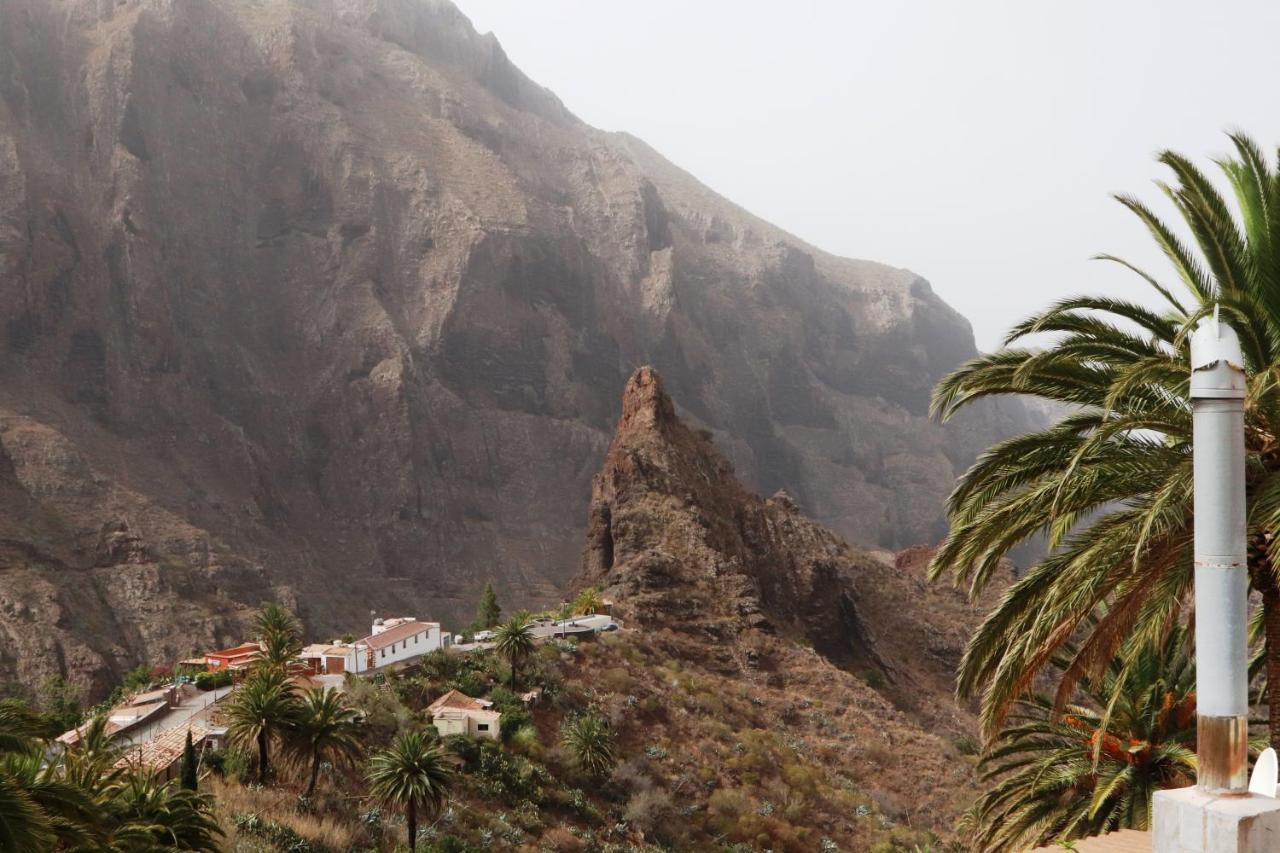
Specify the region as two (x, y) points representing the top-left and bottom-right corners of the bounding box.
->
(1191, 309), (1249, 795)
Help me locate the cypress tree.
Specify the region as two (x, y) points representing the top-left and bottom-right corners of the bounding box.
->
(472, 582), (502, 630)
(180, 728), (199, 790)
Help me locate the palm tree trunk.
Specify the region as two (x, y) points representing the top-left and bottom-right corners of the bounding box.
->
(258, 728), (270, 784)
(407, 799), (417, 853)
(510, 659), (517, 690)
(1260, 573), (1280, 750)
(306, 748), (320, 798)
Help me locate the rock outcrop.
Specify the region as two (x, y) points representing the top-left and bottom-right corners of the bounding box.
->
(0, 0), (1028, 693)
(574, 368), (1010, 830)
(578, 368), (1007, 714)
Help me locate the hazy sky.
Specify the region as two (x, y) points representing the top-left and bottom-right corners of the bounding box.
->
(455, 0), (1280, 351)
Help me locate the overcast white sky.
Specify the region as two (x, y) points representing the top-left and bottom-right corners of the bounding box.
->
(455, 0), (1280, 351)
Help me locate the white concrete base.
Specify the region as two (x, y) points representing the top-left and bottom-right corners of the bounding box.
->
(1153, 787), (1280, 852)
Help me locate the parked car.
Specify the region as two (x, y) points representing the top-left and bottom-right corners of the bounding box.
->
(600, 623), (619, 633)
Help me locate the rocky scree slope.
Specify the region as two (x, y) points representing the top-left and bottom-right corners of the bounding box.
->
(0, 0), (1028, 692)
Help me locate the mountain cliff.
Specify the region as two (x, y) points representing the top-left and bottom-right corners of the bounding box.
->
(0, 0), (1027, 693)
(577, 367), (999, 716)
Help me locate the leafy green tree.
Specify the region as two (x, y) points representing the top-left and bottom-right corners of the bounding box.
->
(560, 712), (616, 779)
(367, 731), (453, 853)
(968, 625), (1198, 851)
(225, 668), (300, 784)
(180, 729), (198, 791)
(472, 582), (502, 631)
(34, 677), (83, 737)
(288, 687), (362, 797)
(572, 587), (604, 616)
(929, 133), (1280, 745)
(494, 613), (535, 690)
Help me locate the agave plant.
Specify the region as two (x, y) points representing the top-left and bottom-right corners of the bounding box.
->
(930, 133), (1280, 745)
(967, 624), (1202, 851)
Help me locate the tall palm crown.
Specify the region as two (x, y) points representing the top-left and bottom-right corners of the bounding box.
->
(931, 133), (1280, 744)
(252, 603), (303, 672)
(224, 668), (300, 784)
(288, 688), (362, 798)
(968, 623), (1198, 851)
(366, 731), (453, 853)
(572, 587), (604, 616)
(494, 613), (536, 690)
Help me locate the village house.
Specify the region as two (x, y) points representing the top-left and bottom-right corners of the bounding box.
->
(302, 616), (451, 676)
(114, 722), (227, 782)
(426, 689), (501, 740)
(201, 642), (261, 671)
(56, 685), (179, 748)
(300, 643), (354, 676)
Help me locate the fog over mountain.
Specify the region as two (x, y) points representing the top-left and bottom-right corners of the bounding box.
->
(0, 0), (1031, 693)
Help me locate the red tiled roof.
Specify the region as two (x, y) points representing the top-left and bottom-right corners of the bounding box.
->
(205, 643), (260, 659)
(114, 722), (221, 772)
(426, 689), (492, 714)
(360, 620), (436, 651)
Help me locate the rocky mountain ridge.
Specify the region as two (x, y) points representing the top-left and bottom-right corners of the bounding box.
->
(0, 0), (1028, 693)
(572, 366), (1004, 837)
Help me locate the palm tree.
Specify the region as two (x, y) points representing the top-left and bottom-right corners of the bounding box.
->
(59, 714), (125, 802)
(560, 712), (616, 779)
(289, 688), (362, 797)
(930, 133), (1280, 745)
(254, 601), (301, 642)
(225, 668), (300, 784)
(252, 603), (303, 672)
(0, 752), (100, 852)
(572, 587), (604, 616)
(366, 731), (453, 853)
(967, 624), (1200, 851)
(95, 771), (222, 851)
(0, 700), (100, 852)
(494, 613), (536, 690)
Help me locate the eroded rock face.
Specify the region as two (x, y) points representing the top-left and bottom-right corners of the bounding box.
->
(0, 0), (1027, 692)
(0, 413), (278, 696)
(577, 368), (1007, 708)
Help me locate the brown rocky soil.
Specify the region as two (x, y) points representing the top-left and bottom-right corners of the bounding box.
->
(0, 0), (1029, 694)
(570, 367), (1013, 844)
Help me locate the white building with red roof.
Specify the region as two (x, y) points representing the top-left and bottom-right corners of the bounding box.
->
(426, 689), (501, 740)
(306, 616), (450, 675)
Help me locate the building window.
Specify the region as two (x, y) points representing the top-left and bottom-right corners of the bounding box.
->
(380, 649), (385, 658)
(477, 724), (489, 732)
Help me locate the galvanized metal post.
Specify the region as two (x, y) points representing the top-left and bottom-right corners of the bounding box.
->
(1190, 309), (1249, 795)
